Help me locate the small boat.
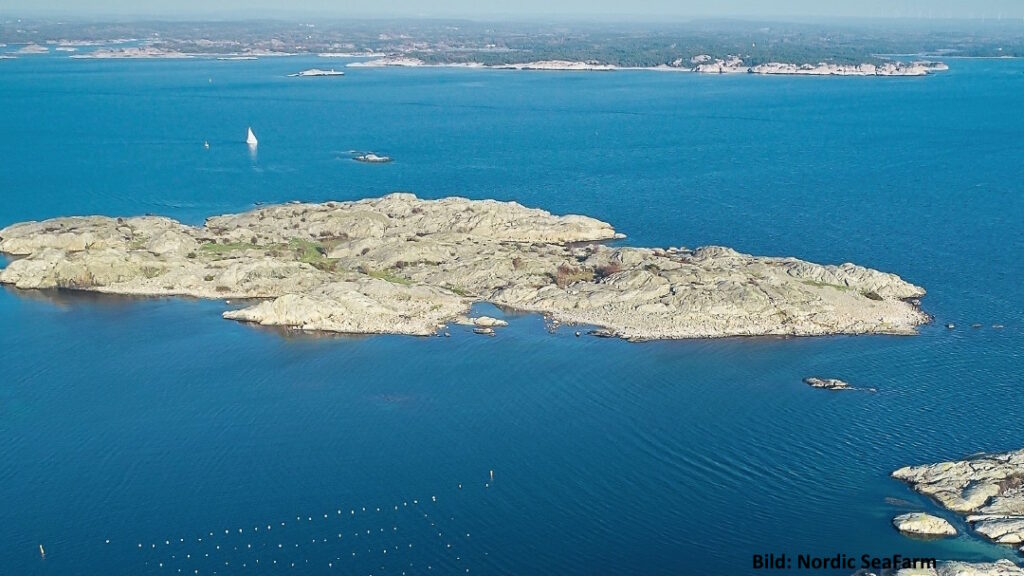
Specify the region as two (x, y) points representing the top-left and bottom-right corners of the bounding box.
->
(289, 68), (345, 77)
(353, 152), (391, 163)
(246, 127), (258, 147)
(203, 140), (210, 149)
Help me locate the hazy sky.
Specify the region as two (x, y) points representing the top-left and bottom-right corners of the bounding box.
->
(4, 0), (1024, 19)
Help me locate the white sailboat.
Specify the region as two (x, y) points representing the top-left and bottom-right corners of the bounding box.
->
(246, 127), (258, 147)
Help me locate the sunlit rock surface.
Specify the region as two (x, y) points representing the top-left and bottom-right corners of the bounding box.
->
(1, 194), (928, 339)
(894, 449), (1024, 547)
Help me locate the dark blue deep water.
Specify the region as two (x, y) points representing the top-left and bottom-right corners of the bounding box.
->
(1, 55), (1023, 575)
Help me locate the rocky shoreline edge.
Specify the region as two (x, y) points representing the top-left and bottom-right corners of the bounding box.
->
(879, 449), (1024, 575)
(893, 449), (1024, 551)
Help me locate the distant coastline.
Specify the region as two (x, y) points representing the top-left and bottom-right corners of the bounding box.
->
(5, 48), (950, 76)
(344, 55), (949, 76)
(0, 33), (955, 76)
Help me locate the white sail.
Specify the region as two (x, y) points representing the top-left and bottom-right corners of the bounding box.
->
(246, 127), (258, 146)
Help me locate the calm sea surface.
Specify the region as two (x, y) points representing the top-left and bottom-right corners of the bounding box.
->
(1, 55), (1023, 575)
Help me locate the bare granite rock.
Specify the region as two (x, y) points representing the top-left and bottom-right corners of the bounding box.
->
(804, 377), (877, 393)
(893, 449), (1024, 547)
(892, 512), (957, 537)
(0, 193), (929, 339)
(471, 316), (508, 328)
(896, 560), (1024, 576)
(805, 377), (853, 391)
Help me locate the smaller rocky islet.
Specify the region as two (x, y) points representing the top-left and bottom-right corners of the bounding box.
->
(894, 560), (1024, 576)
(893, 449), (1024, 552)
(891, 512), (957, 537)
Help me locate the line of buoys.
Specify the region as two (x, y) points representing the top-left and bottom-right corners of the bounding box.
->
(130, 482), (493, 575)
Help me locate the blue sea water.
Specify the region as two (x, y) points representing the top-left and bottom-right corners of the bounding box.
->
(1, 54), (1023, 575)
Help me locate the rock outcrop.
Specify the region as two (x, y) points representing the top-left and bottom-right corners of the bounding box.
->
(803, 377), (877, 392)
(805, 377), (853, 391)
(896, 560), (1024, 576)
(892, 512), (957, 537)
(893, 449), (1024, 547)
(0, 194), (929, 339)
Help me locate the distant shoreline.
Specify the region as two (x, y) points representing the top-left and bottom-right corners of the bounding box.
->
(344, 56), (949, 77)
(0, 46), (955, 77)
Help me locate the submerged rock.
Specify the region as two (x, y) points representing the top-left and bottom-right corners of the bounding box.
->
(892, 512), (957, 537)
(0, 193), (929, 339)
(893, 448), (1024, 547)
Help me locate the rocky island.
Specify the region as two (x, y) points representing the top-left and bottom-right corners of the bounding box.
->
(70, 47), (192, 59)
(803, 377), (877, 392)
(893, 449), (1024, 551)
(804, 377), (854, 391)
(0, 194), (929, 340)
(343, 54), (947, 76)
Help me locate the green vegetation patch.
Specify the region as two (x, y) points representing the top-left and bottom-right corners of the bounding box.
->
(444, 284), (470, 297)
(199, 241), (255, 255)
(286, 238), (343, 272)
